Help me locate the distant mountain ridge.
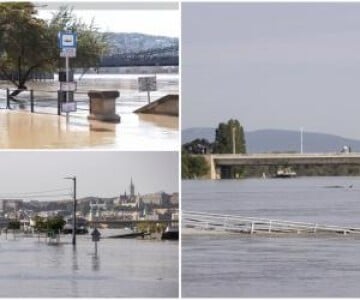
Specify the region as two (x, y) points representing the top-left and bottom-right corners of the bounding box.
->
(182, 128), (360, 153)
(105, 32), (178, 54)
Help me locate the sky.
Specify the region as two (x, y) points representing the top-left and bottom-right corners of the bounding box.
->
(0, 152), (178, 200)
(182, 3), (360, 140)
(35, 1), (179, 37)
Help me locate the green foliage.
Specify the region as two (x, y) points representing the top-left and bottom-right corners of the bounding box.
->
(46, 216), (66, 232)
(182, 151), (210, 179)
(33, 215), (66, 233)
(213, 119), (246, 154)
(137, 222), (166, 234)
(33, 215), (46, 232)
(0, 3), (108, 93)
(182, 138), (213, 154)
(7, 220), (20, 230)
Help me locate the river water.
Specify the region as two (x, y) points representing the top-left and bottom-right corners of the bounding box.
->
(0, 69), (178, 150)
(0, 231), (178, 297)
(182, 177), (360, 297)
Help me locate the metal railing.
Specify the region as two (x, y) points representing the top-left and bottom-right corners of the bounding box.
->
(182, 211), (360, 235)
(0, 88), (90, 115)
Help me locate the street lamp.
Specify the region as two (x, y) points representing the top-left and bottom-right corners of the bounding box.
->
(300, 127), (304, 154)
(65, 176), (77, 245)
(232, 126), (236, 154)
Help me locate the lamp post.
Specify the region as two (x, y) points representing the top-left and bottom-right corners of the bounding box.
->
(300, 127), (304, 154)
(65, 176), (77, 245)
(232, 126), (236, 154)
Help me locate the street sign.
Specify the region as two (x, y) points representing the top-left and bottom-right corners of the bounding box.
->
(59, 31), (78, 48)
(61, 102), (77, 113)
(139, 76), (157, 92)
(60, 81), (77, 92)
(60, 48), (76, 58)
(91, 228), (101, 242)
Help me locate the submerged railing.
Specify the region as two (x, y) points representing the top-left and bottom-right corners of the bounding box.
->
(182, 211), (360, 235)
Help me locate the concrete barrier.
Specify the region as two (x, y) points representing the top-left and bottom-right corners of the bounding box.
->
(88, 90), (121, 123)
(134, 94), (178, 116)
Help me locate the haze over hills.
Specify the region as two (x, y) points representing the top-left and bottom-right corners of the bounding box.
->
(182, 128), (360, 153)
(101, 33), (178, 66)
(105, 32), (178, 54)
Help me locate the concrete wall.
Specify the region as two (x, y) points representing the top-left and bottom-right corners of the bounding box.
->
(134, 94), (178, 116)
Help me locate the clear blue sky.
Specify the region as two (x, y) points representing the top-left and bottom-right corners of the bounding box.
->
(182, 3), (360, 140)
(0, 152), (178, 200)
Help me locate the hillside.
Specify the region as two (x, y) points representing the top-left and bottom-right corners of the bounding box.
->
(105, 32), (178, 54)
(182, 128), (360, 153)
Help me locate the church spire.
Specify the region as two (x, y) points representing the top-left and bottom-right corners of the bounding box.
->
(130, 177), (135, 197)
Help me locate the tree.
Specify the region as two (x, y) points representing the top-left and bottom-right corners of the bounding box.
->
(182, 138), (213, 154)
(0, 3), (108, 97)
(7, 220), (20, 230)
(213, 119), (246, 154)
(182, 151), (210, 179)
(46, 216), (66, 233)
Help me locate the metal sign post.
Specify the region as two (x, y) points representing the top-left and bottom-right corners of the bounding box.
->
(91, 228), (101, 256)
(66, 55), (70, 122)
(58, 31), (78, 119)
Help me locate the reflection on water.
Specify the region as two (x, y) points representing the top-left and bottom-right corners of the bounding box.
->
(92, 253), (100, 272)
(182, 178), (360, 297)
(72, 246), (79, 272)
(138, 113), (178, 129)
(0, 232), (178, 297)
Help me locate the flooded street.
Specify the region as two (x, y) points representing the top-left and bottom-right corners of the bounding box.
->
(0, 232), (178, 297)
(0, 70), (178, 150)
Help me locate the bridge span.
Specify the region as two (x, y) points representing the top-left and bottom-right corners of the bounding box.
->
(205, 153), (360, 179)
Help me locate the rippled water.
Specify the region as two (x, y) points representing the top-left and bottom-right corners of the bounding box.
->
(182, 177), (360, 297)
(0, 232), (178, 297)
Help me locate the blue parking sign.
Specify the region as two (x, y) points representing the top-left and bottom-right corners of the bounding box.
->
(58, 31), (77, 49)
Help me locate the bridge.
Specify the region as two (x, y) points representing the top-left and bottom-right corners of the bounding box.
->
(101, 45), (178, 67)
(205, 153), (360, 179)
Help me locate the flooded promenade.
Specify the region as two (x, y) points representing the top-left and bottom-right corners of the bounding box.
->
(0, 69), (178, 150)
(182, 178), (360, 297)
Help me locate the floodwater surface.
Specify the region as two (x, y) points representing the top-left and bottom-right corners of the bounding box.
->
(182, 177), (360, 297)
(0, 70), (178, 150)
(0, 232), (178, 297)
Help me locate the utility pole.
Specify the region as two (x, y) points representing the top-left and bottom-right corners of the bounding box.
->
(65, 176), (77, 245)
(300, 127), (304, 154)
(232, 126), (236, 154)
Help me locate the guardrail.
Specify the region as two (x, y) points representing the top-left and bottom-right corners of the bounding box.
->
(183, 211), (360, 235)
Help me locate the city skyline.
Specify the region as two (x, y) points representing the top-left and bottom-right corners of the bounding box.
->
(0, 152), (178, 200)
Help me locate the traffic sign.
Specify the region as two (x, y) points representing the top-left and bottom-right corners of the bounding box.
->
(60, 48), (76, 58)
(61, 102), (77, 113)
(139, 76), (157, 92)
(60, 81), (77, 92)
(59, 31), (77, 48)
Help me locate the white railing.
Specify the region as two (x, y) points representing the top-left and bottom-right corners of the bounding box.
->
(182, 211), (360, 235)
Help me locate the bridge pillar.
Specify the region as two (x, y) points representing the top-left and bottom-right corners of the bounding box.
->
(204, 155), (219, 180)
